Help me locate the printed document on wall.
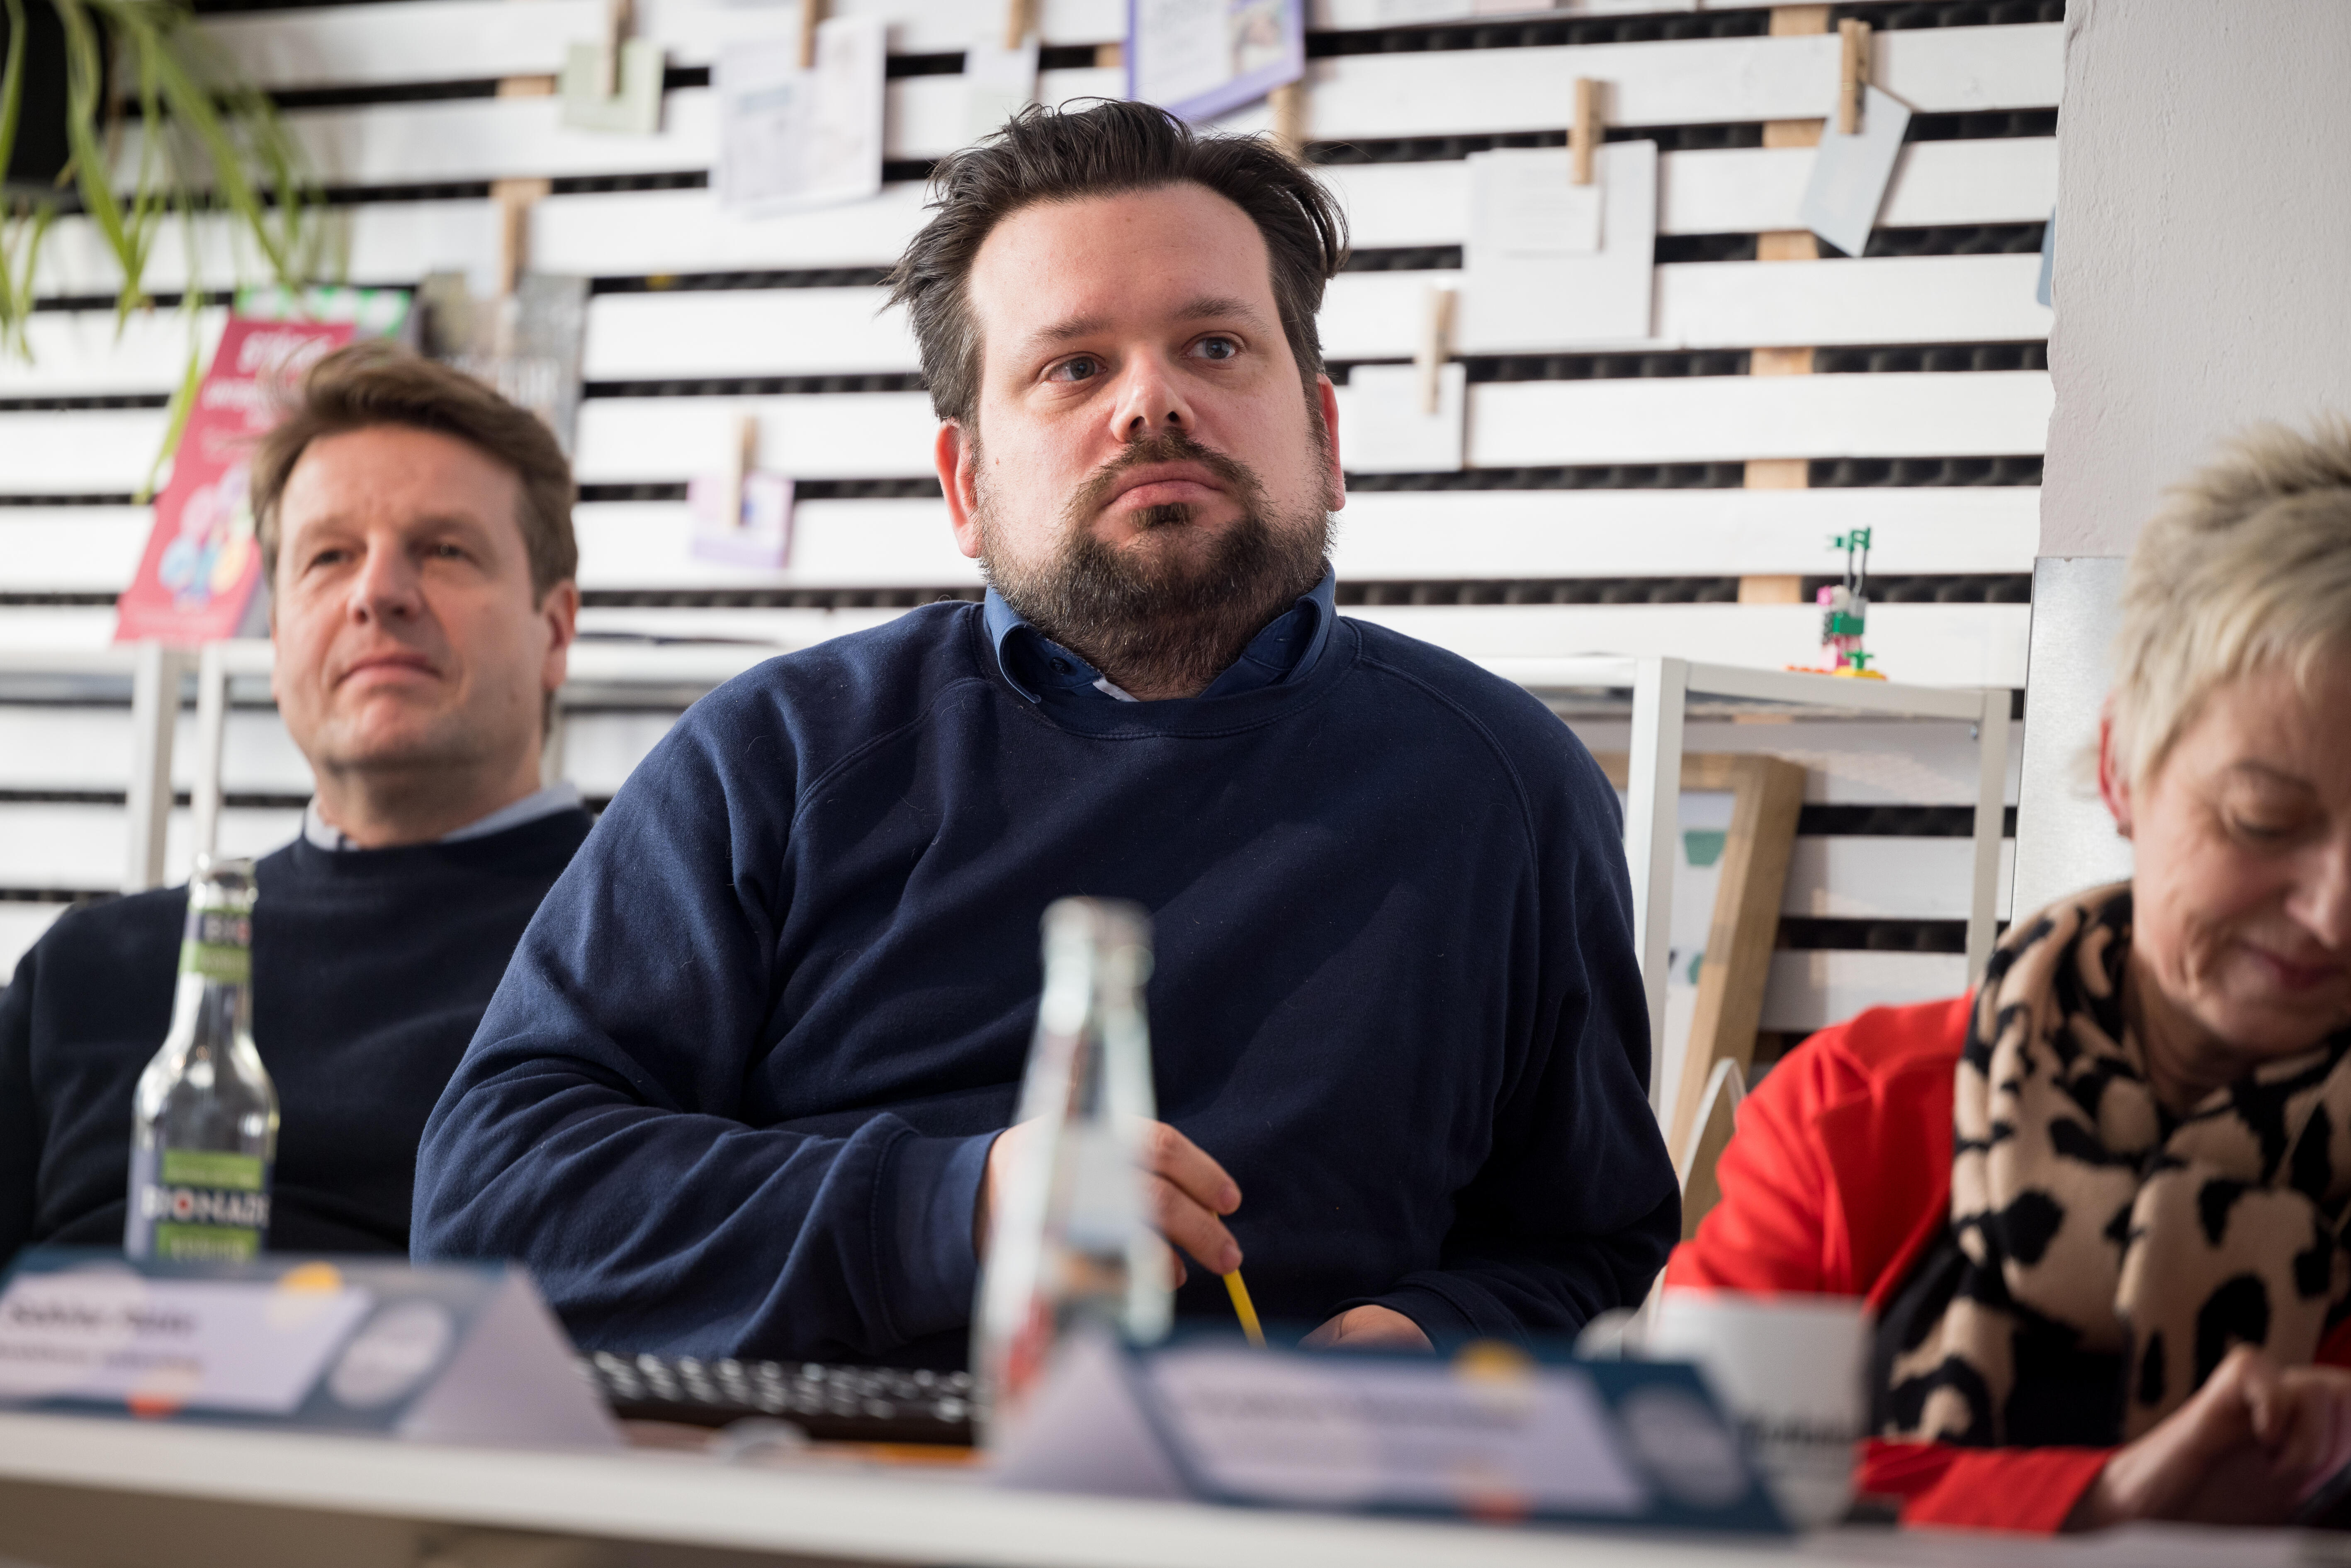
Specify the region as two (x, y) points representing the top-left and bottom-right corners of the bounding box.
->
(1129, 0), (1304, 123)
(1460, 140), (1656, 351)
(715, 17), (885, 214)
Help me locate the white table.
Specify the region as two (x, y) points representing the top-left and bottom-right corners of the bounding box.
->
(0, 1412), (2312, 1568)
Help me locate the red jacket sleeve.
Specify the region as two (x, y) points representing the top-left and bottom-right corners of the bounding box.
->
(1860, 1440), (2113, 1533)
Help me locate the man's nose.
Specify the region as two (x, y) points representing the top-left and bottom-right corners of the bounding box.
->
(1109, 352), (1194, 442)
(347, 545), (423, 625)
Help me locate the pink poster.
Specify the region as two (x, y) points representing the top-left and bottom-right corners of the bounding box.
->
(114, 317), (355, 644)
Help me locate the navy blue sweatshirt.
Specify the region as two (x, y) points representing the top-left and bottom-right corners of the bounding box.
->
(0, 812), (591, 1262)
(413, 605), (1678, 1365)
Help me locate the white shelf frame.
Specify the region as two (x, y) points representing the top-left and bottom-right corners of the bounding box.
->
(1, 643), (2011, 1096)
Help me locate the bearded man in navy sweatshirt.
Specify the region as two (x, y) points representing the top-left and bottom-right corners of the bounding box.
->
(414, 101), (1678, 1365)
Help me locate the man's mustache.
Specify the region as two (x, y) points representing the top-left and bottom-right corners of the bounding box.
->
(1067, 429), (1263, 527)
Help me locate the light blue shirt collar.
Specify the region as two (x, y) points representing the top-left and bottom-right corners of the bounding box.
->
(301, 780), (583, 852)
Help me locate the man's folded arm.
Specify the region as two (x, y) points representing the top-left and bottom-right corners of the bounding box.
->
(410, 707), (992, 1362)
(1354, 838), (1680, 1345)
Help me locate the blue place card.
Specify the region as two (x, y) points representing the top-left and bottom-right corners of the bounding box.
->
(0, 1248), (618, 1448)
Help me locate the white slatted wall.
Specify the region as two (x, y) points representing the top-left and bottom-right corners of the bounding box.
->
(0, 0), (2059, 1031)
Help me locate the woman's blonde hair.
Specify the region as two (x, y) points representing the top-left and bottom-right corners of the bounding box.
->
(2113, 418), (2351, 785)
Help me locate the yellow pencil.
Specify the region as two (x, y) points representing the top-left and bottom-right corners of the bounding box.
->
(1221, 1269), (1267, 1348)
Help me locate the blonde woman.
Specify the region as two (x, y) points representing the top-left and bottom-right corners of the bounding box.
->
(1669, 422), (2351, 1531)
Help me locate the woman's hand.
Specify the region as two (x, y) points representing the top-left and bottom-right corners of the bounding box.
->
(2070, 1345), (2351, 1528)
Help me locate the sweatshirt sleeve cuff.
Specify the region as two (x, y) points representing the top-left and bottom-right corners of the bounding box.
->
(876, 1129), (997, 1346)
(1342, 1278), (1485, 1348)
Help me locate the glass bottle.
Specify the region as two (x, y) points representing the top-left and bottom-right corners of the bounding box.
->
(124, 855), (279, 1263)
(972, 897), (1171, 1438)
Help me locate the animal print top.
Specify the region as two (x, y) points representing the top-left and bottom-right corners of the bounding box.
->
(1871, 885), (2351, 1446)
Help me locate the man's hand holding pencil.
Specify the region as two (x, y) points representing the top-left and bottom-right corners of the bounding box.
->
(975, 1118), (1432, 1354)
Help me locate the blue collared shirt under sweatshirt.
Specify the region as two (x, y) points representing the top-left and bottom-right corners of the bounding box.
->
(413, 578), (1678, 1366)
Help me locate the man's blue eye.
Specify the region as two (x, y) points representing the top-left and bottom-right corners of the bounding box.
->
(1196, 338), (1238, 360)
(1051, 356), (1100, 382)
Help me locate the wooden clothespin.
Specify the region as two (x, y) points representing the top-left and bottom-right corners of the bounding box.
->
(1570, 77), (1600, 186)
(1417, 286), (1456, 416)
(718, 414), (758, 537)
(1269, 80), (1306, 156)
(597, 0), (632, 99)
(491, 177), (551, 300)
(1004, 0), (1038, 51)
(1837, 19), (1870, 136)
(799, 0), (826, 70)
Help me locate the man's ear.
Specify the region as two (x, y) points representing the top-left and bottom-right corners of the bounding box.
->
(2096, 699), (2134, 840)
(938, 421), (982, 560)
(539, 579), (580, 693)
(1316, 374), (1345, 513)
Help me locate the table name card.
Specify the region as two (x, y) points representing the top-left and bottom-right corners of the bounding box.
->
(991, 1328), (1787, 1534)
(0, 1249), (617, 1449)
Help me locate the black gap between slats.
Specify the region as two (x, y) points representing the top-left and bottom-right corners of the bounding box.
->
(1799, 805), (2020, 838)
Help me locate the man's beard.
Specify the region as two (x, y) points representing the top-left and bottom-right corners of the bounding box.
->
(976, 428), (1332, 700)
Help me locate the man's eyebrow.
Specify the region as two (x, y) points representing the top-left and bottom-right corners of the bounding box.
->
(1022, 296), (1273, 350)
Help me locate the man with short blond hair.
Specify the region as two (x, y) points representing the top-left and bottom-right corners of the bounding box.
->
(0, 344), (591, 1259)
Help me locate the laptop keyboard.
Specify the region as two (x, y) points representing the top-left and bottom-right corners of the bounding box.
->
(581, 1351), (976, 1446)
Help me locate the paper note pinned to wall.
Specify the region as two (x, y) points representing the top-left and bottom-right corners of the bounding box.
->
(1480, 153), (1602, 256)
(715, 16), (885, 215)
(1460, 139), (1657, 350)
(1796, 85), (1913, 259)
(1128, 0), (1305, 124)
(1340, 364), (1466, 474)
(964, 30), (1041, 145)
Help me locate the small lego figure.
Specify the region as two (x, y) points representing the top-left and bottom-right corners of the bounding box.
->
(1792, 528), (1887, 678)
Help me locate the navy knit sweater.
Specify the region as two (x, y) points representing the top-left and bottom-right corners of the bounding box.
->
(413, 605), (1677, 1365)
(0, 812), (591, 1262)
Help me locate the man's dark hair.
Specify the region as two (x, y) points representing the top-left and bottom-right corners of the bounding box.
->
(885, 100), (1349, 427)
(251, 340), (579, 603)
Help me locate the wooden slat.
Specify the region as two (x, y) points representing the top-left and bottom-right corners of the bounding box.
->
(202, 0), (1129, 89)
(0, 253), (2053, 399)
(559, 485), (2045, 592)
(1344, 600), (2030, 686)
(0, 310), (226, 397)
(139, 27), (2056, 192)
(1784, 835), (2017, 921)
(1461, 370), (2052, 468)
(1762, 948), (1965, 1032)
(0, 508), (154, 592)
(0, 487), (2042, 599)
(0, 409), (171, 495)
(1673, 754), (1803, 1163)
(34, 137), (2056, 303)
(1274, 26), (2059, 143)
(574, 393), (940, 483)
(573, 498), (979, 588)
(570, 255), (2051, 381)
(1566, 716), (2021, 809)
(0, 803), (303, 889)
(567, 372), (2052, 486)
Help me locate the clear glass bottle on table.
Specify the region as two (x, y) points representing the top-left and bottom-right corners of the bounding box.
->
(124, 855), (279, 1263)
(972, 897), (1171, 1440)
